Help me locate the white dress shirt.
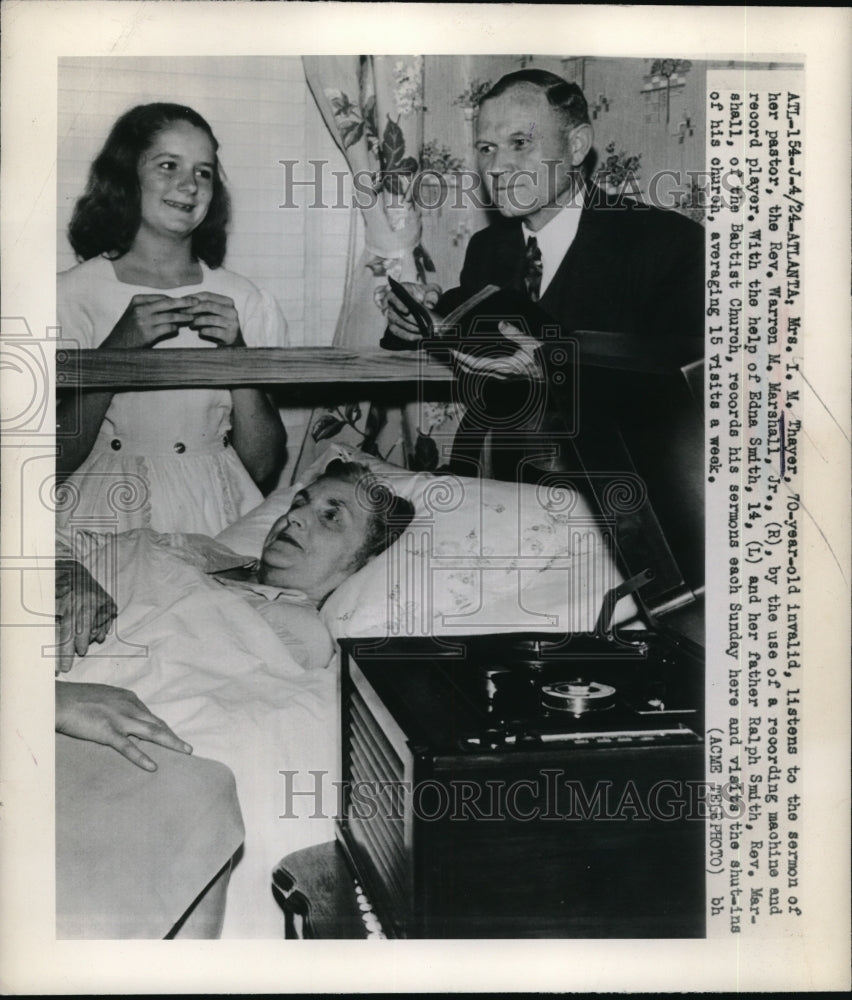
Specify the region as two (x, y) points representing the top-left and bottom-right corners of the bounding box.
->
(521, 194), (584, 296)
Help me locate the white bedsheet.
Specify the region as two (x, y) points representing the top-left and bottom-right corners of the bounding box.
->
(61, 530), (338, 939)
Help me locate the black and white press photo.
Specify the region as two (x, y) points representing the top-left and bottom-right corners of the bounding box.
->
(1, 3), (849, 995)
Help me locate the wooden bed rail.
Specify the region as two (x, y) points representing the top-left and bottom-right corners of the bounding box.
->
(54, 335), (702, 391)
(55, 347), (452, 390)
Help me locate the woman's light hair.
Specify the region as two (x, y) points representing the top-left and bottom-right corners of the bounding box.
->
(314, 459), (415, 570)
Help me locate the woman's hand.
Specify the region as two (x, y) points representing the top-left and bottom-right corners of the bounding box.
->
(186, 292), (246, 347)
(56, 681), (193, 771)
(55, 560), (117, 673)
(102, 294), (200, 349)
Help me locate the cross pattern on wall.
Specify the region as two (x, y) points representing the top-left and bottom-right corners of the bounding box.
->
(641, 59), (692, 125)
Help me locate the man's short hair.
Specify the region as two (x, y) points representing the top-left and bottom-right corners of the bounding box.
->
(481, 69), (591, 135)
(316, 459), (415, 571)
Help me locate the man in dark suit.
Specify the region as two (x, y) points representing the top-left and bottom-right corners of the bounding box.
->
(386, 67), (704, 375)
(386, 68), (704, 486)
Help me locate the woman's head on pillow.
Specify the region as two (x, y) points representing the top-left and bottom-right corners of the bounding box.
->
(257, 460), (414, 606)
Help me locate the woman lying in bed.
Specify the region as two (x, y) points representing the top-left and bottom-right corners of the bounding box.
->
(55, 460), (414, 938)
(57, 450), (625, 937)
(208, 458), (415, 669)
(57, 459), (415, 764)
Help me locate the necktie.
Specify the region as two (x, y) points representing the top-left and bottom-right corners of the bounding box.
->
(523, 235), (543, 303)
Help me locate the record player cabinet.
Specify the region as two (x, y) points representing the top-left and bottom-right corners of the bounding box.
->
(336, 630), (705, 939)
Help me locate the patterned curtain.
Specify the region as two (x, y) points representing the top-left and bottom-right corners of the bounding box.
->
(292, 55), (442, 479)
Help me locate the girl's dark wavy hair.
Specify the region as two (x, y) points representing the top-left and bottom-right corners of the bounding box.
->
(67, 103), (230, 267)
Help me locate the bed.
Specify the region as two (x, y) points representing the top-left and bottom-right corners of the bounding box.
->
(55, 343), (701, 939)
(59, 453), (630, 938)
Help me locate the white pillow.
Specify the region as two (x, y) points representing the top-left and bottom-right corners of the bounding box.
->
(322, 467), (630, 638)
(215, 445), (633, 639)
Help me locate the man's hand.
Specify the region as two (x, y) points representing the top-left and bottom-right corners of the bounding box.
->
(451, 321), (544, 380)
(55, 682), (193, 772)
(55, 560), (117, 673)
(384, 281), (441, 344)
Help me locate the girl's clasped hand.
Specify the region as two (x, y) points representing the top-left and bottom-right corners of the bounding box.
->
(106, 291), (247, 350)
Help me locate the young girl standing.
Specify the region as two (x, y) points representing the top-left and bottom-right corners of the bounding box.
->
(57, 103), (288, 535)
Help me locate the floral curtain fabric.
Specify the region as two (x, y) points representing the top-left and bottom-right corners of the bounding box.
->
(305, 55), (436, 313)
(292, 55), (449, 478)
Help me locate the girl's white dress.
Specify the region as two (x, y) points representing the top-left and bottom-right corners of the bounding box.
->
(57, 255), (287, 535)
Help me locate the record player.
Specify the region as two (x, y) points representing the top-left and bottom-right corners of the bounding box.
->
(337, 606), (705, 939)
(337, 352), (706, 939)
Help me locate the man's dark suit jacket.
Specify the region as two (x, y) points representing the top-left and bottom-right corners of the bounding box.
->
(432, 193), (705, 489)
(438, 191), (704, 362)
